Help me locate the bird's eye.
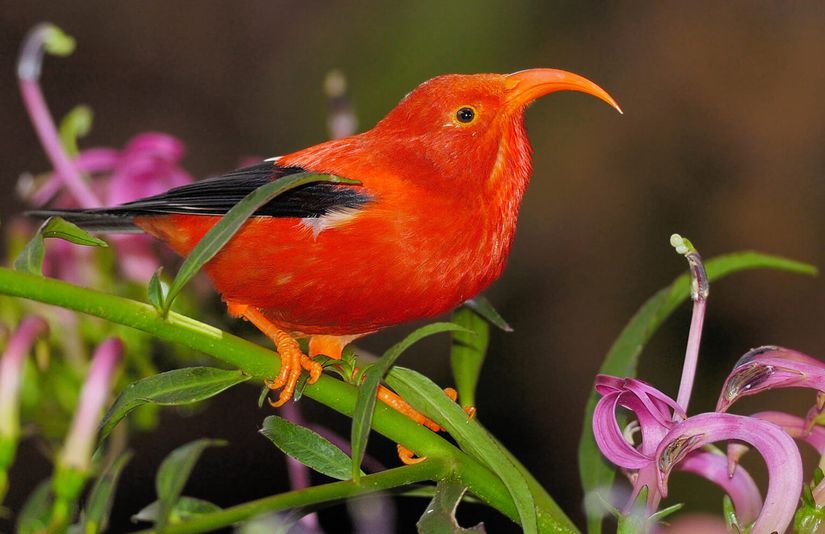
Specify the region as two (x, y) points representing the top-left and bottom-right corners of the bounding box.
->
(455, 106), (476, 124)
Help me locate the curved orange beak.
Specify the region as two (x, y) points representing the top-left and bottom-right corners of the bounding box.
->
(505, 68), (622, 114)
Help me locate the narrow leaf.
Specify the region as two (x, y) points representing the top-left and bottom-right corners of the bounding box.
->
(385, 367), (542, 534)
(14, 217), (107, 275)
(155, 439), (226, 530)
(450, 307), (489, 408)
(100, 367), (249, 440)
(41, 217), (108, 247)
(163, 173), (358, 314)
(17, 479), (52, 534)
(81, 451), (132, 534)
(351, 322), (467, 481)
(417, 477), (486, 533)
(463, 296), (513, 332)
(578, 251), (817, 533)
(147, 267), (169, 313)
(260, 415), (354, 480)
(132, 496), (221, 524)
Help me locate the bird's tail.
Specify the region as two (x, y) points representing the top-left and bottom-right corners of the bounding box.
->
(26, 208), (144, 233)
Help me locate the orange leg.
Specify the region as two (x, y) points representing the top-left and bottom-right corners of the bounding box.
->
(396, 387), (477, 465)
(228, 303), (322, 407)
(308, 335), (445, 432)
(307, 335), (478, 465)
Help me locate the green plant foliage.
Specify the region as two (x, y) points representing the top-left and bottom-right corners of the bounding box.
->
(0, 268), (574, 532)
(385, 367), (544, 534)
(100, 367), (249, 440)
(17, 480), (53, 534)
(154, 439), (226, 531)
(14, 217), (107, 275)
(148, 267), (170, 313)
(260, 415), (355, 481)
(450, 307), (489, 408)
(162, 173), (358, 315)
(417, 477), (486, 533)
(132, 496), (222, 525)
(463, 296), (512, 332)
(79, 451), (132, 534)
(578, 251), (817, 533)
(350, 322), (466, 482)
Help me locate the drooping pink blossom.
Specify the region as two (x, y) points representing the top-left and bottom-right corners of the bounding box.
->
(59, 338), (122, 472)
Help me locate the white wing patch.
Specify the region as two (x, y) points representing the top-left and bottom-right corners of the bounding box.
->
(264, 155), (282, 162)
(299, 207), (362, 239)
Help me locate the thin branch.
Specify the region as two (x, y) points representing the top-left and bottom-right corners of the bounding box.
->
(0, 267), (574, 531)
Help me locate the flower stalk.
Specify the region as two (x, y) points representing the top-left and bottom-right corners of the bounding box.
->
(18, 23), (100, 208)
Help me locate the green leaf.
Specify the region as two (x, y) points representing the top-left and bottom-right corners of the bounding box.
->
(132, 496), (221, 524)
(81, 451), (132, 534)
(385, 367), (542, 534)
(147, 267), (169, 313)
(579, 251), (817, 533)
(100, 367), (249, 440)
(17, 479), (53, 534)
(162, 172), (358, 315)
(463, 296), (513, 332)
(155, 439), (226, 530)
(417, 477), (486, 533)
(260, 415), (354, 480)
(14, 217), (108, 275)
(351, 322), (467, 482)
(450, 307), (489, 408)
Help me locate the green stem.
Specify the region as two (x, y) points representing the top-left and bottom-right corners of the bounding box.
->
(0, 267), (575, 532)
(135, 458), (450, 534)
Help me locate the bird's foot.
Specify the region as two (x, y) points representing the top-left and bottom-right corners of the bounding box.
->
(264, 332), (323, 407)
(228, 303), (322, 407)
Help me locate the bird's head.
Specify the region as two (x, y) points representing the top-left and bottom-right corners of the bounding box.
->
(372, 69), (621, 186)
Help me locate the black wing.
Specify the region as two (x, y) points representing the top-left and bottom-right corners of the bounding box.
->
(28, 162), (372, 233)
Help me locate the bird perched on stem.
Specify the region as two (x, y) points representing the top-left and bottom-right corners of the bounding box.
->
(35, 69), (620, 425)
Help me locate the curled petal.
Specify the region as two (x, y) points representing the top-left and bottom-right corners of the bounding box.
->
(655, 413), (802, 534)
(718, 346), (825, 411)
(679, 451), (762, 526)
(751, 411), (825, 454)
(594, 376), (685, 465)
(593, 392), (650, 469)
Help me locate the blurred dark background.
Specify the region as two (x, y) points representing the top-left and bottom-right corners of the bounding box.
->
(3, 2), (825, 532)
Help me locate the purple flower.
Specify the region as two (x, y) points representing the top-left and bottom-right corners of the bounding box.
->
(591, 235), (805, 532)
(655, 413), (801, 533)
(592, 376), (763, 523)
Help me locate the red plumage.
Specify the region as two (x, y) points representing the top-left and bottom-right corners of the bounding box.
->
(58, 69), (620, 406)
(139, 71), (618, 337)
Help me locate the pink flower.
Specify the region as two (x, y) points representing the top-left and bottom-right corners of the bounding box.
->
(17, 24), (194, 283)
(59, 338), (122, 472)
(591, 235), (805, 533)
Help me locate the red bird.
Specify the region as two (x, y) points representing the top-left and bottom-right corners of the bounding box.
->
(41, 69), (620, 417)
